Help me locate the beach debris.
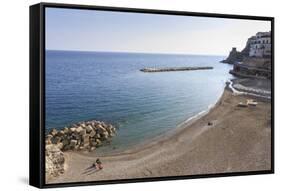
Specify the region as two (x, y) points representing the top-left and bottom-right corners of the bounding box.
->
(237, 99), (258, 108)
(237, 102), (248, 107)
(208, 121), (213, 126)
(247, 99), (258, 106)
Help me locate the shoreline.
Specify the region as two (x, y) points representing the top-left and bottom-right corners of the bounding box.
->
(47, 87), (271, 184)
(93, 93), (220, 158)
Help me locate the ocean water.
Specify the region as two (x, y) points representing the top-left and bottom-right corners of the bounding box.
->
(46, 50), (232, 153)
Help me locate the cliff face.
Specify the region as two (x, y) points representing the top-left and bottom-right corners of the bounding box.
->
(222, 37), (251, 64)
(221, 48), (244, 64)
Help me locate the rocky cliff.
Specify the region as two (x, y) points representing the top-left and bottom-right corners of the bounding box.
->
(221, 47), (244, 64)
(221, 37), (251, 64)
(46, 144), (65, 179)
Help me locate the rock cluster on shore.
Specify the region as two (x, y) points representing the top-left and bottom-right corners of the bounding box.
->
(46, 120), (116, 151)
(45, 120), (116, 178)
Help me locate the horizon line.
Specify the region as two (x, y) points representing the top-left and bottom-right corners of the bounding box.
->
(46, 49), (227, 57)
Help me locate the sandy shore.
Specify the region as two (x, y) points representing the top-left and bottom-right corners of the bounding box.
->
(47, 88), (271, 184)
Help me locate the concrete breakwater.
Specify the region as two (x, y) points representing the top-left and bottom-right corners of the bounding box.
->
(45, 120), (116, 178)
(140, 66), (213, 72)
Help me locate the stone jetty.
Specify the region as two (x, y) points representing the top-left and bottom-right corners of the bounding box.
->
(45, 120), (116, 178)
(140, 66), (213, 72)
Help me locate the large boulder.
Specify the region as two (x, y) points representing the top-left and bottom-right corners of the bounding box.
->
(90, 139), (98, 147)
(81, 123), (86, 128)
(89, 146), (96, 152)
(96, 139), (102, 146)
(79, 129), (87, 136)
(45, 134), (53, 145)
(89, 130), (96, 137)
(69, 139), (77, 148)
(49, 128), (58, 136)
(85, 125), (93, 133)
(51, 136), (61, 144)
(63, 127), (69, 134)
(82, 134), (90, 147)
(69, 127), (76, 133)
(75, 126), (84, 134)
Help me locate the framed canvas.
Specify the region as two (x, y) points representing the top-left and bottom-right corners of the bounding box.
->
(29, 2), (274, 188)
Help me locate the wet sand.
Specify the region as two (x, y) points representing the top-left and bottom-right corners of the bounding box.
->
(47, 88), (271, 184)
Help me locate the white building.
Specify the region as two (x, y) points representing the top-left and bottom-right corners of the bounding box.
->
(249, 32), (271, 57)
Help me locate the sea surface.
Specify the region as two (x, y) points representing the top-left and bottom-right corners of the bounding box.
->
(46, 50), (233, 153)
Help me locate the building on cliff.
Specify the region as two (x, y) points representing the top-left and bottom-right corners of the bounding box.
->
(221, 38), (251, 64)
(222, 31), (271, 64)
(228, 31), (271, 79)
(249, 32), (271, 58)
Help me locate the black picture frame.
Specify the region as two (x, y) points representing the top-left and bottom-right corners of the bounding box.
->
(30, 2), (275, 188)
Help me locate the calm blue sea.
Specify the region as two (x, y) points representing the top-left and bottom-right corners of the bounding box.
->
(46, 50), (232, 153)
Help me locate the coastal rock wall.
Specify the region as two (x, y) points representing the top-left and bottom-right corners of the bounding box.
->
(242, 57), (271, 69)
(46, 144), (65, 179)
(45, 120), (116, 178)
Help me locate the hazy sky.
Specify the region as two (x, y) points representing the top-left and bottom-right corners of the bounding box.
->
(46, 8), (271, 56)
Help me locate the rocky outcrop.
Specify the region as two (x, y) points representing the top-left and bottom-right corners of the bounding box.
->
(45, 144), (65, 179)
(221, 37), (252, 64)
(45, 120), (116, 178)
(221, 47), (244, 64)
(46, 120), (116, 152)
